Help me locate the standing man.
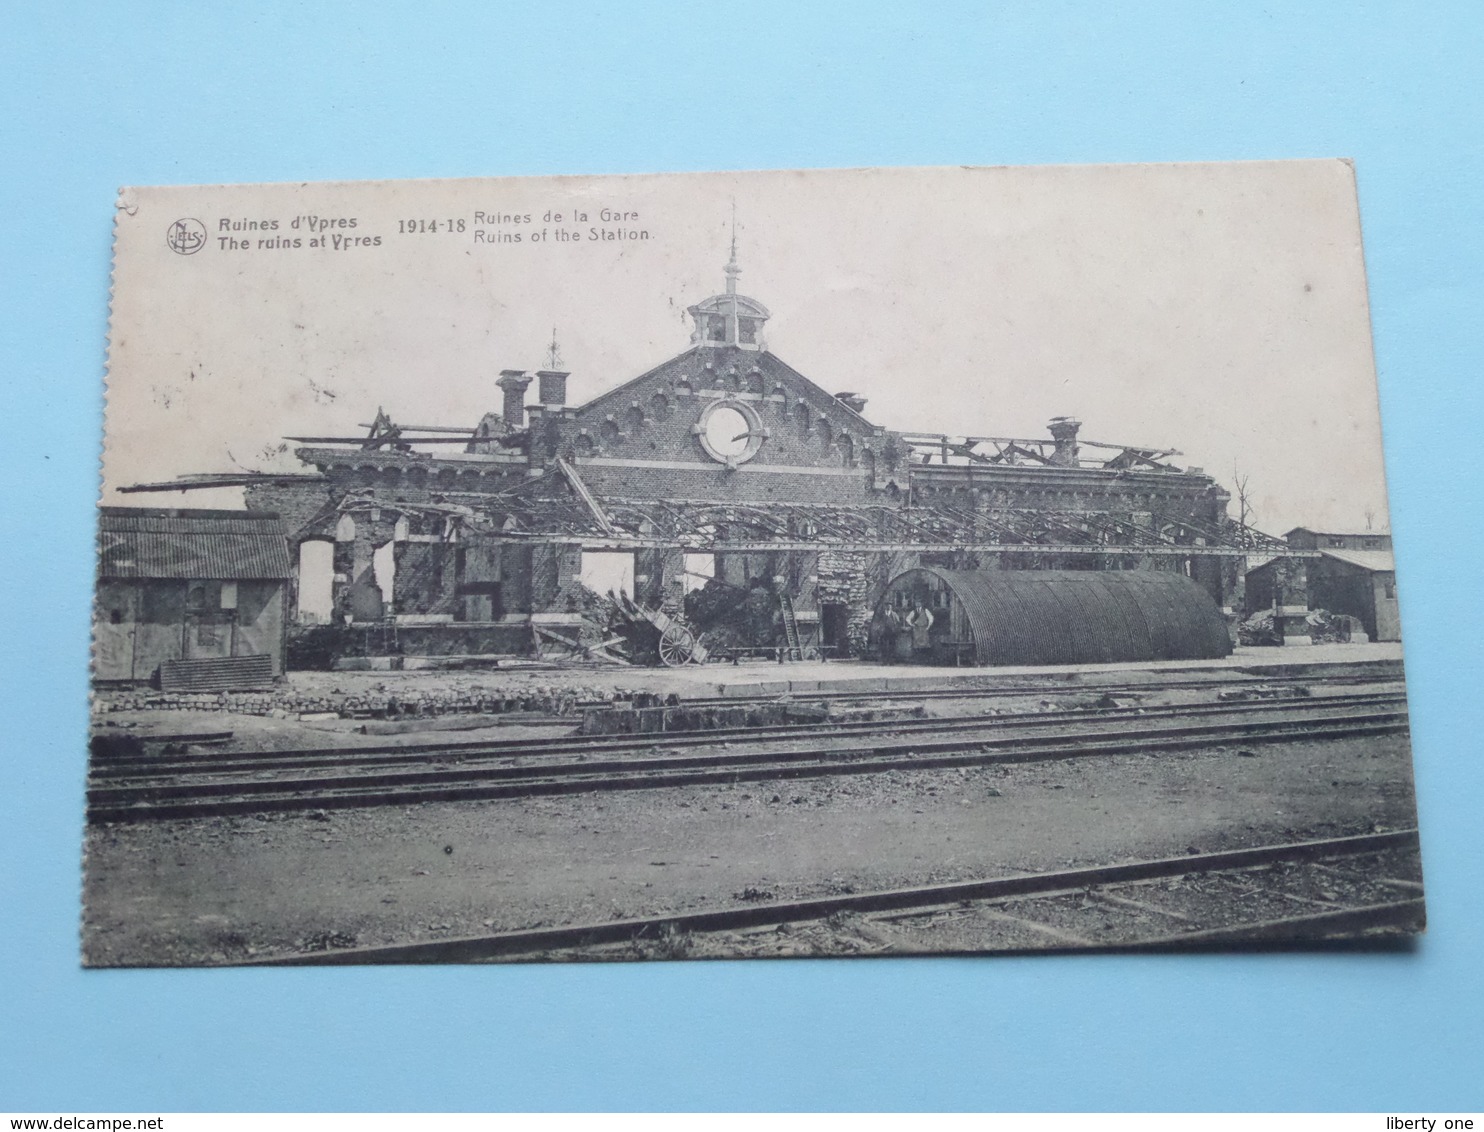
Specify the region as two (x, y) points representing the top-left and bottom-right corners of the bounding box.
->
(906, 598), (935, 662)
(877, 603), (903, 664)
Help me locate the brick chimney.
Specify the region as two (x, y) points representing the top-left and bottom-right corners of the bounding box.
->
(1048, 416), (1081, 467)
(497, 370), (532, 429)
(835, 391), (868, 415)
(537, 369), (569, 408)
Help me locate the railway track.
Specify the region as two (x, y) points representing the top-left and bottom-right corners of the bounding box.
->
(242, 827), (1424, 964)
(92, 689), (1408, 780)
(87, 693), (1409, 823)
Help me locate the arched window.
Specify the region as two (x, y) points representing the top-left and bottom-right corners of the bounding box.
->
(794, 401), (811, 441)
(334, 514), (356, 542)
(600, 418), (621, 446)
(650, 391), (670, 419)
(625, 404), (645, 431)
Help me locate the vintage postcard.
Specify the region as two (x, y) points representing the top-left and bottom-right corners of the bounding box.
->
(87, 161), (1422, 965)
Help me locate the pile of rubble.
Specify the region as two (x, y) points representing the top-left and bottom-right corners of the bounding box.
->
(1238, 607), (1362, 646)
(579, 697), (927, 736)
(92, 682), (629, 720)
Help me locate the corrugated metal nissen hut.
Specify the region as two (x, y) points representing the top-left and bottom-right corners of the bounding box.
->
(93, 508), (293, 685)
(876, 568), (1233, 666)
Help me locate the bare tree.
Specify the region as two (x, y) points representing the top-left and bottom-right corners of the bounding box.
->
(1232, 465), (1255, 530)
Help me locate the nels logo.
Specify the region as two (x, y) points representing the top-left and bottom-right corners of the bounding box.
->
(166, 217), (207, 255)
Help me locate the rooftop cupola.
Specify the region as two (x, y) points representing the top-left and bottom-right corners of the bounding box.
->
(1048, 416), (1082, 467)
(687, 221), (769, 350)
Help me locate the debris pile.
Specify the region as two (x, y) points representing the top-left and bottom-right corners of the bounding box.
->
(578, 697), (924, 736)
(1237, 609), (1282, 646)
(93, 683), (627, 720)
(683, 578), (783, 652)
(1305, 608), (1359, 643)
(1238, 607), (1360, 646)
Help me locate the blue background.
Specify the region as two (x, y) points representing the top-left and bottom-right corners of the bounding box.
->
(2, 1), (1480, 1112)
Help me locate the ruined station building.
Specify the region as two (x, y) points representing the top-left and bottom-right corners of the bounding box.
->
(135, 248), (1283, 660)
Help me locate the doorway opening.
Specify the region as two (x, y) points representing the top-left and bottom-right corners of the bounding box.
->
(297, 540), (335, 623)
(821, 602), (850, 656)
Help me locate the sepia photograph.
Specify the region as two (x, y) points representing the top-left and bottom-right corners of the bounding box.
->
(85, 160), (1423, 966)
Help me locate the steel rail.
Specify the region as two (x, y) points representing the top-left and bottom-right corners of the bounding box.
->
(87, 710), (1410, 823)
(240, 828), (1422, 965)
(92, 671), (1404, 772)
(91, 690), (1409, 780)
(92, 667), (1404, 769)
(86, 694), (1406, 795)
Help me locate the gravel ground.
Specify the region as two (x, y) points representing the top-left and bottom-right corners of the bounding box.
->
(80, 727), (1421, 966)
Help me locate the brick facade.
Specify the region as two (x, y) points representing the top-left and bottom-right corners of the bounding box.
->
(242, 276), (1238, 659)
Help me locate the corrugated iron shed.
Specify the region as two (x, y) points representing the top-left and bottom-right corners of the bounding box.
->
(882, 567), (1232, 666)
(98, 508), (292, 580)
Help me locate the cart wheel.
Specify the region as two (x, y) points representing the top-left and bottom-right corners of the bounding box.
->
(658, 623), (698, 667)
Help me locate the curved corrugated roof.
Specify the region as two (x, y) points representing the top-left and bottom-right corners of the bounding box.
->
(883, 568), (1232, 666)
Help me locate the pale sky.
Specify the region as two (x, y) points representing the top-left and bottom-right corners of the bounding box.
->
(105, 161), (1391, 534)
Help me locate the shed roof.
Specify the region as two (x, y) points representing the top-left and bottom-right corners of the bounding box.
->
(1285, 527), (1393, 538)
(1319, 548), (1396, 573)
(98, 507), (292, 580)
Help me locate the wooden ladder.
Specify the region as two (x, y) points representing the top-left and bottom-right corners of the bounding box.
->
(778, 591), (803, 661)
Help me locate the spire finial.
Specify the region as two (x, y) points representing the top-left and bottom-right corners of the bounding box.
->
(544, 327), (563, 371)
(724, 199), (740, 296)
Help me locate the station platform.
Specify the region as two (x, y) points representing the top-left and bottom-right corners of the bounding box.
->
(267, 642), (1409, 704)
(625, 641), (1407, 699)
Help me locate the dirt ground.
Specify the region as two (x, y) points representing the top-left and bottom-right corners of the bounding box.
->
(81, 726), (1421, 966)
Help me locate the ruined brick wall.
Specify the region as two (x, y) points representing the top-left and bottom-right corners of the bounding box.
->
(529, 543), (583, 612)
(912, 471), (1229, 528)
(392, 542), (457, 616)
(818, 551), (896, 656)
(634, 547), (685, 612)
(573, 462), (872, 505)
(244, 482), (339, 540)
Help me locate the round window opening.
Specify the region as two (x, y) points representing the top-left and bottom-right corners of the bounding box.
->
(696, 399), (767, 466)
